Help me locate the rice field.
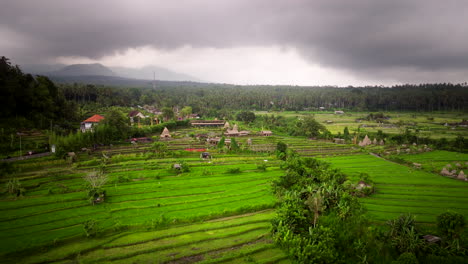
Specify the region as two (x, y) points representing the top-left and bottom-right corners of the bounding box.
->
(7, 210), (287, 264)
(2, 125), (466, 263)
(0, 139), (290, 263)
(255, 111), (468, 139)
(320, 154), (468, 223)
(397, 150), (468, 173)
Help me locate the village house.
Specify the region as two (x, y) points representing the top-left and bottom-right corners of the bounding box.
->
(80, 114), (105, 132)
(334, 110), (345, 114)
(128, 110), (146, 124)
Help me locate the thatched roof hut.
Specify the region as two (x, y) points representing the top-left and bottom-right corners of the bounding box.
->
(223, 122), (230, 129)
(440, 167), (452, 176)
(225, 124), (239, 136)
(457, 170), (466, 181)
(358, 135), (372, 147)
(160, 127), (171, 138)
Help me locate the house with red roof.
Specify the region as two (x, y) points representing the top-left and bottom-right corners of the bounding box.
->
(80, 114), (105, 132)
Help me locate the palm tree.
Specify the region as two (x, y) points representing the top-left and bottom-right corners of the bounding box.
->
(305, 188), (324, 228)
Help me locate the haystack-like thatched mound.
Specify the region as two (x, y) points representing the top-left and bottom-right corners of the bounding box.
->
(160, 127), (171, 138)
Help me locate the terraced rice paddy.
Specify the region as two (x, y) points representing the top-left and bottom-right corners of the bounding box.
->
(10, 210), (287, 264)
(397, 150), (468, 173)
(2, 126), (467, 262)
(0, 143), (289, 263)
(320, 154), (468, 223)
(255, 111), (468, 139)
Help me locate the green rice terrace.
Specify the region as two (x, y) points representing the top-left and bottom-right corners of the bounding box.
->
(1, 126), (467, 263)
(320, 153), (468, 223)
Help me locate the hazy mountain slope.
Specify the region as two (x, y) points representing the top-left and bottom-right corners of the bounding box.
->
(21, 63), (201, 82)
(51, 63), (116, 76)
(111, 65), (201, 82)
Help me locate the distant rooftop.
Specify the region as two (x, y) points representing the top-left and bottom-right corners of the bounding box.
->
(82, 114), (105, 123)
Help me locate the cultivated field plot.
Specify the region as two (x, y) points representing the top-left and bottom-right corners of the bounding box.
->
(397, 150), (468, 173)
(0, 148), (288, 263)
(256, 111), (468, 139)
(9, 210), (288, 264)
(320, 154), (468, 223)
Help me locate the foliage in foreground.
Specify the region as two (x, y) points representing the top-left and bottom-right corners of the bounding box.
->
(271, 151), (467, 263)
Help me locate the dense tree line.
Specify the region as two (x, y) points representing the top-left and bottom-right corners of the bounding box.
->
(60, 82), (468, 115)
(0, 57), (78, 130)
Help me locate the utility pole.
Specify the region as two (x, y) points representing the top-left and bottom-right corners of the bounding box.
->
(153, 71), (156, 89)
(17, 132), (23, 159)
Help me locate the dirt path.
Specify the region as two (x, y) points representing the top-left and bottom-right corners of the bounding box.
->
(369, 152), (400, 165)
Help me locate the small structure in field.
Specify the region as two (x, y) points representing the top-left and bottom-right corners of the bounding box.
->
(66, 152), (77, 162)
(200, 152), (211, 159)
(260, 130), (273, 136)
(247, 138), (252, 145)
(160, 127), (171, 138)
(333, 138), (345, 144)
(319, 107), (325, 110)
(457, 171), (466, 181)
(207, 137), (221, 145)
(225, 124), (239, 136)
(379, 139), (385, 145)
(358, 135), (372, 147)
(80, 114), (105, 132)
(373, 138), (378, 145)
(173, 164), (181, 170)
(356, 181), (372, 190)
(93, 191), (106, 204)
(413, 163), (422, 169)
(223, 122), (230, 129)
(334, 110), (345, 114)
(440, 167), (452, 176)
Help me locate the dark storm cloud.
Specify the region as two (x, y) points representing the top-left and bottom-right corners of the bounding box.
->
(1, 0), (468, 81)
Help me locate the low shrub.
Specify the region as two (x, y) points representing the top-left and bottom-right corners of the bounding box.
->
(226, 167), (241, 174)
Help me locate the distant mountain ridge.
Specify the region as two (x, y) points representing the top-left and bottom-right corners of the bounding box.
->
(21, 63), (201, 83)
(52, 63), (116, 76)
(111, 65), (201, 82)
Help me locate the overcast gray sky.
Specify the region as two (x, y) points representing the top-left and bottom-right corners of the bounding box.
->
(1, 0), (468, 86)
